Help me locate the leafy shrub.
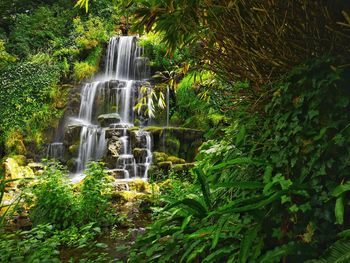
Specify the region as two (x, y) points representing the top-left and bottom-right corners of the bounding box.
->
(0, 40), (16, 68)
(78, 162), (114, 225)
(129, 57), (350, 262)
(0, 223), (110, 262)
(0, 224), (61, 262)
(8, 6), (72, 57)
(74, 61), (98, 81)
(73, 16), (109, 50)
(29, 162), (114, 229)
(29, 163), (77, 229)
(0, 60), (62, 153)
(139, 33), (191, 71)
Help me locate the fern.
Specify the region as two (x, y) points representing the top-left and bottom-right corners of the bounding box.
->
(306, 240), (350, 263)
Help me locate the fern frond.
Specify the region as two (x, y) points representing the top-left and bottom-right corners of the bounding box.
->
(306, 239), (350, 263)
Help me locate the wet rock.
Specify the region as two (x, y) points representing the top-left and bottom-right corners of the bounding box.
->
(106, 127), (127, 138)
(98, 113), (121, 127)
(107, 169), (128, 179)
(157, 161), (172, 172)
(133, 148), (149, 163)
(4, 158), (34, 182)
(65, 124), (82, 145)
(27, 162), (44, 173)
(68, 144), (79, 155)
(67, 158), (78, 172)
(108, 138), (122, 157)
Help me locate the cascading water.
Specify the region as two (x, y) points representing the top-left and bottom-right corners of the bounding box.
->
(47, 142), (64, 160)
(48, 36), (154, 180)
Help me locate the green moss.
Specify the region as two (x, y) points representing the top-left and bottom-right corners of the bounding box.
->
(68, 144), (79, 155)
(163, 137), (180, 156)
(166, 156), (186, 164)
(144, 126), (164, 134)
(128, 179), (159, 194)
(153, 152), (169, 163)
(172, 163), (195, 172)
(158, 161), (172, 172)
(4, 158), (34, 181)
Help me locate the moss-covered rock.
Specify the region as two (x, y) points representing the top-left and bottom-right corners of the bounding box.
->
(64, 124), (82, 146)
(128, 179), (159, 194)
(67, 158), (77, 172)
(133, 148), (149, 163)
(27, 162), (44, 173)
(163, 137), (180, 156)
(112, 191), (146, 203)
(166, 156), (186, 164)
(68, 144), (79, 155)
(107, 169), (127, 179)
(153, 151), (168, 164)
(157, 161), (172, 172)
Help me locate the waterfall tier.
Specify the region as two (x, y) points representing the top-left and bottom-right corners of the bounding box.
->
(48, 36), (153, 180)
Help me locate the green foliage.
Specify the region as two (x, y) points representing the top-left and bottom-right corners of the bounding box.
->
(172, 72), (230, 138)
(73, 16), (109, 50)
(129, 57), (350, 262)
(29, 163), (77, 229)
(0, 224), (61, 262)
(28, 162), (114, 229)
(74, 61), (98, 81)
(306, 239), (350, 263)
(0, 39), (16, 68)
(78, 162), (114, 225)
(8, 6), (72, 57)
(0, 60), (62, 151)
(0, 222), (110, 262)
(139, 33), (191, 71)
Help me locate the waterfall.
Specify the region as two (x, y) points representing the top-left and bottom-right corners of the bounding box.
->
(47, 142), (64, 160)
(50, 35), (154, 180)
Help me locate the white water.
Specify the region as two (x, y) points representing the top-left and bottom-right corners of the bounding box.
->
(47, 142), (64, 160)
(68, 36), (152, 179)
(48, 36), (153, 180)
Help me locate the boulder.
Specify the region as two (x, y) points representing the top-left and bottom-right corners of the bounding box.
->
(107, 169), (128, 179)
(152, 152), (168, 164)
(166, 156), (186, 164)
(98, 113), (121, 127)
(133, 148), (149, 163)
(65, 124), (82, 145)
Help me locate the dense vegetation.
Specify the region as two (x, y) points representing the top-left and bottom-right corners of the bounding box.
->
(1, 0), (350, 262)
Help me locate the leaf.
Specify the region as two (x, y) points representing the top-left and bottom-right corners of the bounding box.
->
(210, 157), (265, 171)
(259, 242), (299, 263)
(217, 191), (284, 214)
(181, 215), (192, 230)
(335, 196), (344, 225)
(239, 225), (259, 263)
(194, 167), (211, 209)
(235, 125), (246, 145)
(306, 240), (350, 263)
(308, 109), (319, 120)
(211, 216), (228, 250)
(213, 181), (262, 190)
(332, 182), (350, 197)
(263, 166), (273, 183)
(337, 229), (350, 238)
(165, 198), (207, 218)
